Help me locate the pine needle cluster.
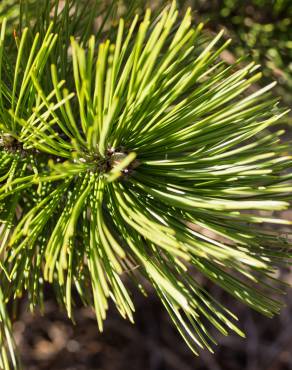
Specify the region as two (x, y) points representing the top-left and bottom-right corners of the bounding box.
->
(0, 1), (291, 368)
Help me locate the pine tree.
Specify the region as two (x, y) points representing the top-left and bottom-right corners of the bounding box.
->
(0, 1), (291, 368)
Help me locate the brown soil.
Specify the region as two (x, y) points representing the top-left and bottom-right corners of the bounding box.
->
(14, 276), (292, 370)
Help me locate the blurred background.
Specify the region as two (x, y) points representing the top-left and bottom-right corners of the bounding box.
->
(5, 0), (292, 369)
(14, 274), (292, 370)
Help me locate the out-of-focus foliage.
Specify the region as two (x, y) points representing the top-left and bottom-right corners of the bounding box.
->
(181, 0), (292, 112)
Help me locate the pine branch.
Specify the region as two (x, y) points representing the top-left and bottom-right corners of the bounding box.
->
(0, 1), (291, 368)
